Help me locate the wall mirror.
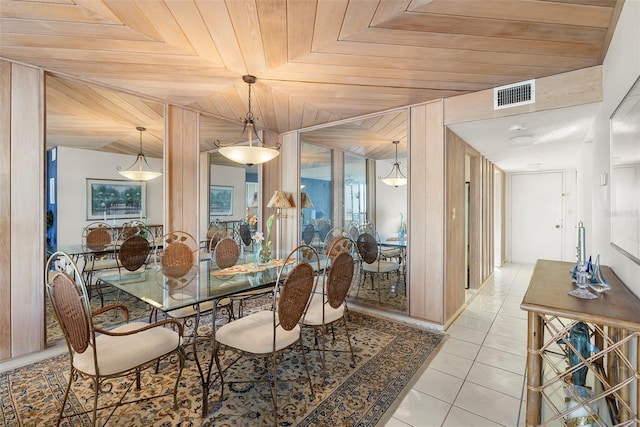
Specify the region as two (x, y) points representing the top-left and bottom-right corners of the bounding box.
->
(299, 108), (408, 314)
(45, 74), (164, 346)
(610, 75), (640, 264)
(45, 74), (164, 250)
(199, 114), (258, 245)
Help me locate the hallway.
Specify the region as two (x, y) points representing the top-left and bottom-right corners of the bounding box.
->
(385, 263), (531, 426)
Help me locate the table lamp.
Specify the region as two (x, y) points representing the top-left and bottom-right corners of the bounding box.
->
(267, 190), (292, 256)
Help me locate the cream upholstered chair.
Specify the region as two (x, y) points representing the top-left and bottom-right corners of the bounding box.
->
(355, 232), (401, 302)
(302, 242), (357, 376)
(213, 244), (320, 425)
(45, 251), (185, 427)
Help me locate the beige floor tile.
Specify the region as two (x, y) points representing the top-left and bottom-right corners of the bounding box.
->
(439, 337), (481, 360)
(429, 351), (474, 379)
(483, 332), (528, 356)
(384, 416), (412, 427)
(413, 368), (464, 403)
(452, 314), (493, 332)
(466, 362), (525, 399)
(442, 406), (503, 427)
(392, 389), (451, 427)
(475, 346), (527, 375)
(446, 324), (487, 345)
(454, 382), (521, 426)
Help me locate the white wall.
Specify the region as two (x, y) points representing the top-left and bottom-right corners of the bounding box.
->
(56, 146), (163, 245)
(375, 158), (408, 236)
(585, 0), (640, 297)
(210, 164), (246, 221)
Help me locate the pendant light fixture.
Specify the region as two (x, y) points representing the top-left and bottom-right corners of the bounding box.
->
(117, 126), (162, 181)
(217, 75), (280, 167)
(379, 140), (407, 187)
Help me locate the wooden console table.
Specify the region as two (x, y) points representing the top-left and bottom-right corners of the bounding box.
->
(521, 259), (640, 426)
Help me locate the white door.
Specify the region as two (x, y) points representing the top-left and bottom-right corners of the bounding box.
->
(510, 172), (564, 264)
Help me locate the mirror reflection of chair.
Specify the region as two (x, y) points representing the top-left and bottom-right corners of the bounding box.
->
(347, 221), (360, 242)
(45, 251), (185, 427)
(322, 227), (347, 253)
(302, 223), (315, 245)
(238, 221), (254, 253)
(317, 219), (331, 247)
(213, 244), (319, 425)
(82, 222), (118, 306)
(207, 225), (238, 257)
(302, 239), (357, 377)
(355, 233), (401, 302)
(118, 220), (146, 242)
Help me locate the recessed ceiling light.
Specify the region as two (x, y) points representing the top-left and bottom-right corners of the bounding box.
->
(509, 135), (535, 147)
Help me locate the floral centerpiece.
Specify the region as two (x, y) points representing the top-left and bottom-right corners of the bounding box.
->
(253, 214), (275, 263)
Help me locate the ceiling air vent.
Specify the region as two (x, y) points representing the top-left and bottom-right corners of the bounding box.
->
(494, 80), (535, 110)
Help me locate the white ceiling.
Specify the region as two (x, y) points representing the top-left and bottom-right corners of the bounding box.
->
(448, 103), (601, 172)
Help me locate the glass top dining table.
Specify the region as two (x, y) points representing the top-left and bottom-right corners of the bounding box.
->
(98, 256), (290, 313)
(98, 250), (326, 417)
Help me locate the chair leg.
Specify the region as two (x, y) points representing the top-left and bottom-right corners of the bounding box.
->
(56, 369), (74, 427)
(91, 376), (99, 427)
(342, 317), (356, 368)
(271, 352), (278, 426)
(299, 340), (315, 399)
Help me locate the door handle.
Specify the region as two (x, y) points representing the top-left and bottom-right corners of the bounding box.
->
(555, 225), (561, 229)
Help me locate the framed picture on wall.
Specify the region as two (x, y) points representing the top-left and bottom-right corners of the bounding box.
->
(86, 179), (146, 220)
(210, 185), (233, 216)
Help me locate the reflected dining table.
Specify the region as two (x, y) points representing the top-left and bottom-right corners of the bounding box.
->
(98, 254), (312, 416)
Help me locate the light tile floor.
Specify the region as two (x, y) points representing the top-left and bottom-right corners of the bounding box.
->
(385, 263), (532, 427)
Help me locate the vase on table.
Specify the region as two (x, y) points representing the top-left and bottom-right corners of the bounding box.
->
(254, 241), (271, 264)
(258, 244), (271, 264)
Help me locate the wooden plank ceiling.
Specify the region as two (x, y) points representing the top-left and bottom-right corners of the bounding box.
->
(0, 0), (622, 160)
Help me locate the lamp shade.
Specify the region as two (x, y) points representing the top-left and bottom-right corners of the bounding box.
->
(218, 144), (279, 166)
(117, 126), (162, 181)
(267, 190), (292, 209)
(379, 140), (407, 187)
(300, 192), (314, 208)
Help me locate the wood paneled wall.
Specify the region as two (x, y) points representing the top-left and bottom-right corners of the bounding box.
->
(0, 61), (46, 359)
(408, 101), (445, 324)
(445, 129), (466, 320)
(0, 60), (12, 360)
(166, 106), (199, 239)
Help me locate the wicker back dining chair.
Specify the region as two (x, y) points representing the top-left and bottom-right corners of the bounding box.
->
(355, 232), (401, 302)
(212, 236), (241, 269)
(82, 222), (118, 305)
(156, 230), (233, 339)
(302, 223), (315, 245)
(213, 244), (320, 426)
(45, 251), (185, 427)
(302, 238), (357, 376)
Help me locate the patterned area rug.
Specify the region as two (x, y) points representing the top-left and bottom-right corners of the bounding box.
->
(349, 271), (407, 313)
(3, 309), (443, 426)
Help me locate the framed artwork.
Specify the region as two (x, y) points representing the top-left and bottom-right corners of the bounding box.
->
(210, 185), (233, 216)
(610, 75), (640, 265)
(86, 179), (146, 220)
